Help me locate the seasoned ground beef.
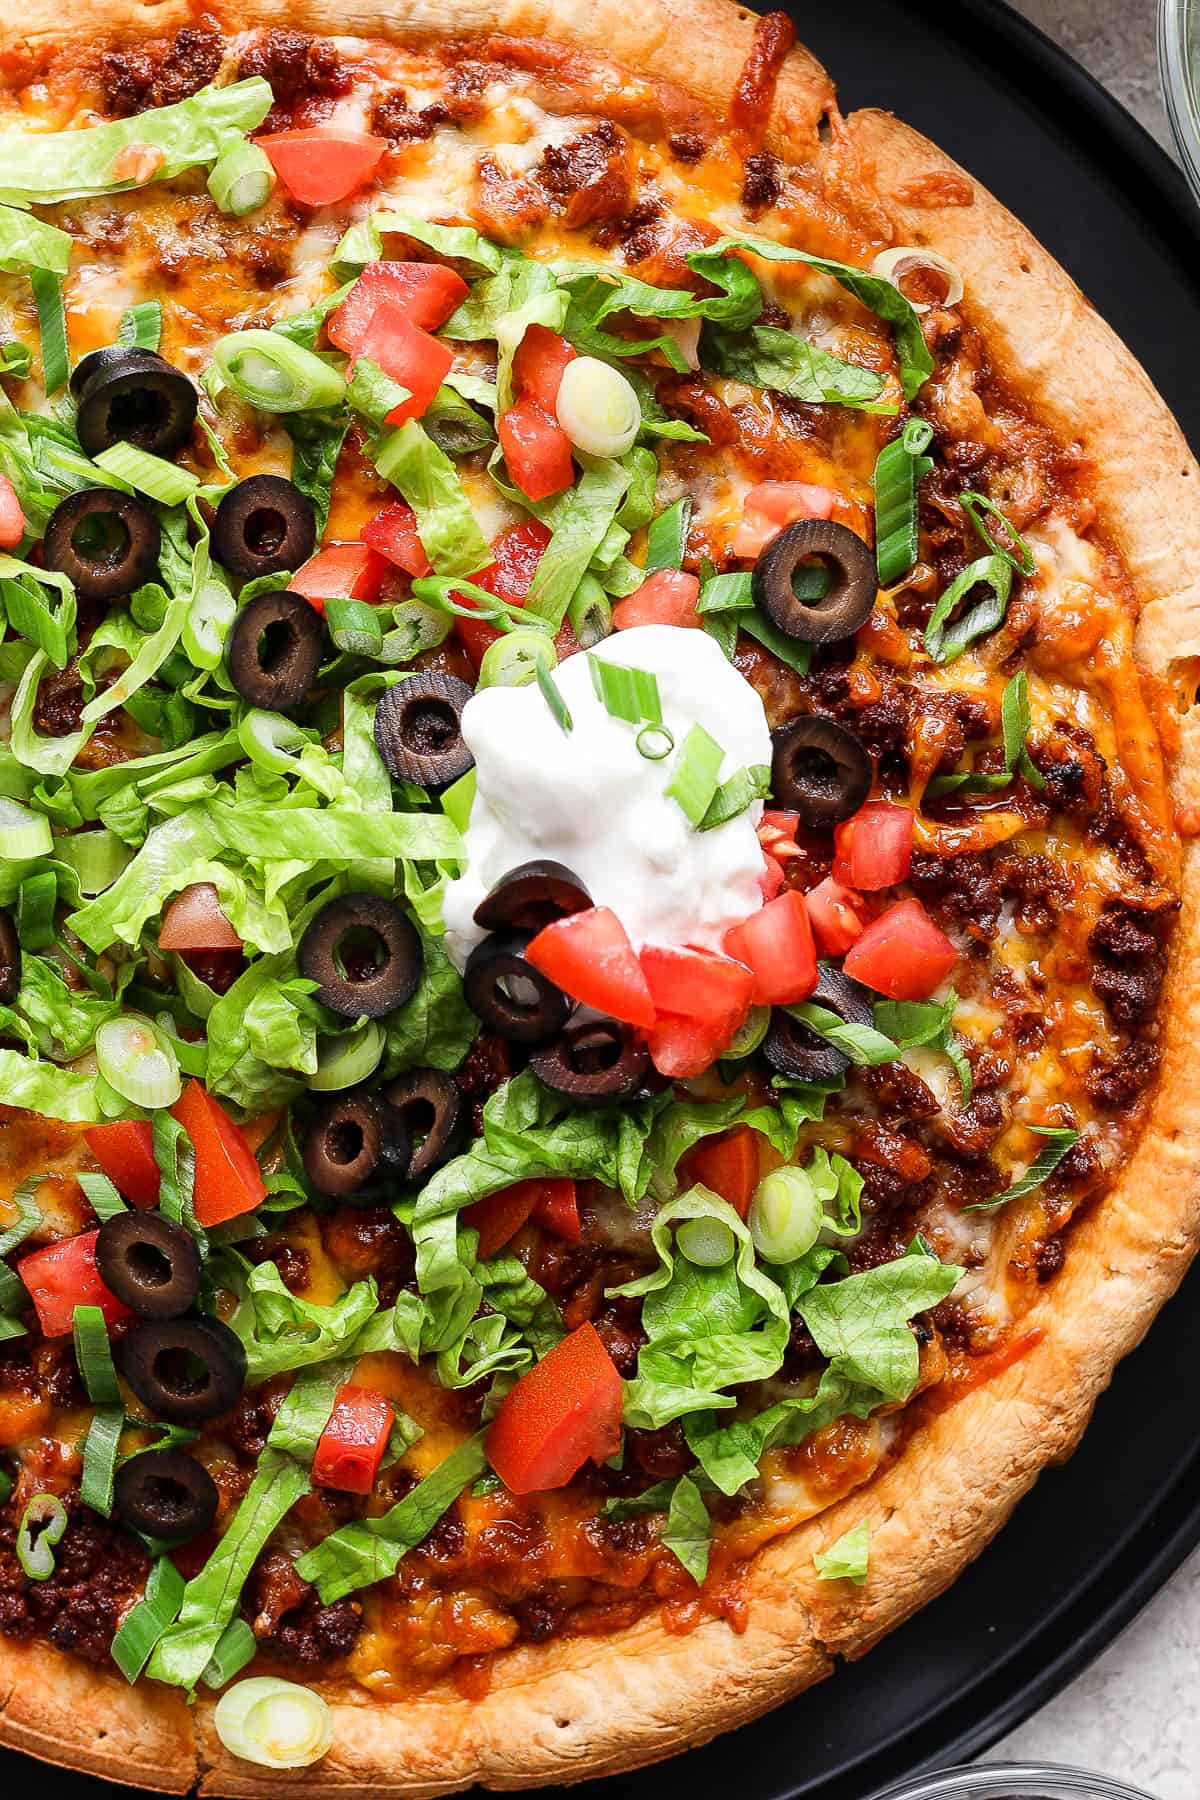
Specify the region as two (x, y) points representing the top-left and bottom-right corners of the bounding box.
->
(538, 121), (633, 229)
(1088, 905), (1165, 1027)
(371, 89), (451, 142)
(236, 29), (350, 131)
(32, 662), (85, 738)
(0, 1497), (148, 1665)
(909, 850), (1003, 941)
(248, 1549), (363, 1665)
(741, 150), (785, 214)
(1085, 1039), (1160, 1110)
(100, 26), (221, 117)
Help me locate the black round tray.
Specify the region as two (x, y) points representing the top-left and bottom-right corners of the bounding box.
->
(6, 6), (1200, 1800)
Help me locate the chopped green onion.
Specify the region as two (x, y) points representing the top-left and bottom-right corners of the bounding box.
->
(57, 827), (133, 895)
(0, 339), (32, 379)
(73, 1303), (120, 1403)
(699, 763), (771, 831)
(95, 1014), (181, 1109)
(588, 656), (662, 725)
(214, 1677), (334, 1770)
(923, 554), (1013, 664)
(183, 577), (237, 670)
(0, 795), (52, 859)
(324, 597), (383, 659)
(789, 1001), (901, 1067)
(749, 1166), (823, 1263)
(116, 302), (162, 352)
(874, 418), (934, 586)
(566, 573), (612, 649)
(207, 141), (275, 217)
(201, 1618), (258, 1690)
(555, 357), (641, 458)
(479, 629), (557, 689)
(80, 1403), (124, 1515)
(676, 1216), (736, 1267)
(308, 1021), (385, 1093)
(0, 1176), (41, 1257)
(959, 490), (1036, 578)
(212, 330), (345, 414)
(16, 1492), (67, 1580)
(111, 1554), (186, 1682)
(30, 269), (68, 395)
(535, 659), (573, 734)
(379, 598), (452, 665)
(666, 724), (724, 826)
(636, 722), (674, 760)
(93, 442), (199, 506)
(411, 575), (553, 639)
(722, 1004), (770, 1060)
(16, 870), (57, 950)
(0, 1470), (12, 1503)
(77, 1168), (127, 1220)
(965, 1125), (1079, 1212)
(645, 496), (692, 573)
(440, 767), (476, 833)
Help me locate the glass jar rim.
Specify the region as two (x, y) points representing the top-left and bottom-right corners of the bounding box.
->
(868, 1761), (1159, 1800)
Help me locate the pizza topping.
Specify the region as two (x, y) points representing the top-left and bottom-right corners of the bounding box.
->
(528, 1014), (650, 1100)
(119, 1315), (246, 1424)
(303, 1093), (404, 1198)
(214, 1676), (334, 1770)
(112, 1448), (219, 1541)
(297, 894), (423, 1019)
(18, 1232), (132, 1339)
(555, 355), (642, 458)
(72, 347), (198, 459)
(871, 245), (965, 313)
(770, 715), (872, 825)
(379, 1068), (463, 1180)
(94, 1212), (201, 1320)
(463, 930), (574, 1044)
(753, 516), (878, 643)
(212, 475), (318, 583)
(372, 668), (475, 788)
(225, 588), (324, 712)
(207, 138), (277, 217)
(259, 129), (388, 208)
(42, 488), (161, 602)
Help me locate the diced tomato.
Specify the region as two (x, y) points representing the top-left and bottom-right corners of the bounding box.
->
(757, 810), (802, 861)
(171, 1080), (266, 1227)
(361, 501), (432, 578)
(259, 130), (387, 208)
(723, 889), (818, 1006)
(351, 299), (452, 424)
(464, 1180), (541, 1259)
(533, 1178), (580, 1244)
(452, 520), (552, 669)
(512, 325), (577, 414)
(312, 1383), (394, 1495)
(525, 907), (656, 1028)
(843, 897), (958, 1000)
(639, 943), (754, 1039)
(83, 1120), (160, 1211)
(805, 877), (867, 957)
(833, 801), (914, 891)
(732, 480), (837, 559)
(612, 568), (701, 632)
(682, 1126), (760, 1218)
(288, 543), (388, 612)
(18, 1230), (132, 1339)
(486, 1322), (622, 1494)
(759, 851), (786, 902)
(158, 883), (242, 954)
(645, 1014), (728, 1080)
(327, 261), (469, 353)
(0, 475), (25, 550)
(498, 398), (574, 503)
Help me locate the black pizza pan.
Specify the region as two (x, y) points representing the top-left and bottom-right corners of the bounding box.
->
(10, 3), (1200, 1799)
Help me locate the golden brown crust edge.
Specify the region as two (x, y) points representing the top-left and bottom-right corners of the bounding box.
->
(0, 13), (1197, 1798)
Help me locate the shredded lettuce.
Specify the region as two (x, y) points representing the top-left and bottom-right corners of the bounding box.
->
(813, 1518), (870, 1585)
(371, 421), (490, 578)
(523, 459), (633, 627)
(0, 1049), (110, 1121)
(701, 323), (890, 410)
(662, 1472), (712, 1583)
(233, 1265), (381, 1381)
(0, 204), (71, 275)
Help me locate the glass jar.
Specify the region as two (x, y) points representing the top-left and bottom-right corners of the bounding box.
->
(868, 1764), (1159, 1800)
(1159, 0), (1200, 206)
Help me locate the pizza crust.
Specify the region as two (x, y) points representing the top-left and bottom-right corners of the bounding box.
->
(1, 5), (1199, 1793)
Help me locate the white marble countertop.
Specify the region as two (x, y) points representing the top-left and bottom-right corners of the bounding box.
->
(966, 3), (1200, 1795)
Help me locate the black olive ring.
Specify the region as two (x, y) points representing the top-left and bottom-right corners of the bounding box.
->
(303, 1092), (412, 1199)
(770, 716), (872, 829)
(211, 474), (316, 584)
(71, 347), (198, 460)
(530, 1015), (649, 1104)
(298, 893), (423, 1020)
(763, 966), (875, 1084)
(373, 672), (474, 791)
(473, 859), (592, 934)
(464, 930), (573, 1045)
(225, 588), (324, 712)
(118, 1315), (247, 1425)
(42, 488), (161, 603)
(95, 1211), (201, 1320)
(381, 1069), (462, 1181)
(112, 1448), (219, 1541)
(752, 518), (877, 644)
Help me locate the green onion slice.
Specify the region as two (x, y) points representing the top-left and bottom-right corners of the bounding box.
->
(676, 1215), (736, 1267)
(208, 141), (275, 218)
(644, 495), (692, 573)
(31, 268), (68, 395)
(214, 1677), (334, 1770)
(73, 1303), (120, 1403)
(57, 827), (133, 895)
(80, 1403), (124, 1516)
(666, 723), (724, 826)
(535, 659), (573, 734)
(566, 573), (611, 649)
(116, 302), (162, 352)
(308, 1021), (385, 1093)
(923, 554), (1013, 665)
(16, 870), (57, 950)
(965, 1125), (1079, 1212)
(95, 1014), (182, 1109)
(0, 1176), (41, 1257)
(874, 420), (934, 587)
(325, 597), (383, 660)
(748, 1166), (823, 1263)
(16, 1492), (67, 1580)
(722, 1004), (770, 1060)
(211, 330), (346, 414)
(0, 796), (52, 859)
(94, 442), (199, 506)
(201, 1618), (258, 1690)
(111, 1554), (186, 1683)
(958, 489), (1037, 578)
(479, 629), (557, 690)
(636, 722), (674, 761)
(77, 1168), (127, 1220)
(588, 656), (662, 725)
(699, 763), (770, 831)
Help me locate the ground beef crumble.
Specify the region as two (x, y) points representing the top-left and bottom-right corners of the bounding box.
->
(0, 1497), (148, 1664)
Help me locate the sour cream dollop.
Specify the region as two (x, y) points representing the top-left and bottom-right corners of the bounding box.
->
(442, 624), (771, 970)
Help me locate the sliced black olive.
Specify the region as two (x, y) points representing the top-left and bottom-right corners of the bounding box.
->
(763, 965), (876, 1083)
(463, 931), (572, 1045)
(226, 589), (323, 712)
(753, 519), (876, 644)
(530, 1015), (649, 1104)
(112, 1448), (219, 1542)
(381, 1069), (462, 1181)
(211, 475), (316, 583)
(373, 672), (473, 790)
(304, 1092), (410, 1198)
(118, 1316), (246, 1424)
(43, 488), (161, 602)
(298, 894), (422, 1019)
(73, 347), (198, 459)
(0, 907), (19, 1006)
(473, 860), (592, 934)
(770, 716), (872, 828)
(95, 1212), (201, 1320)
